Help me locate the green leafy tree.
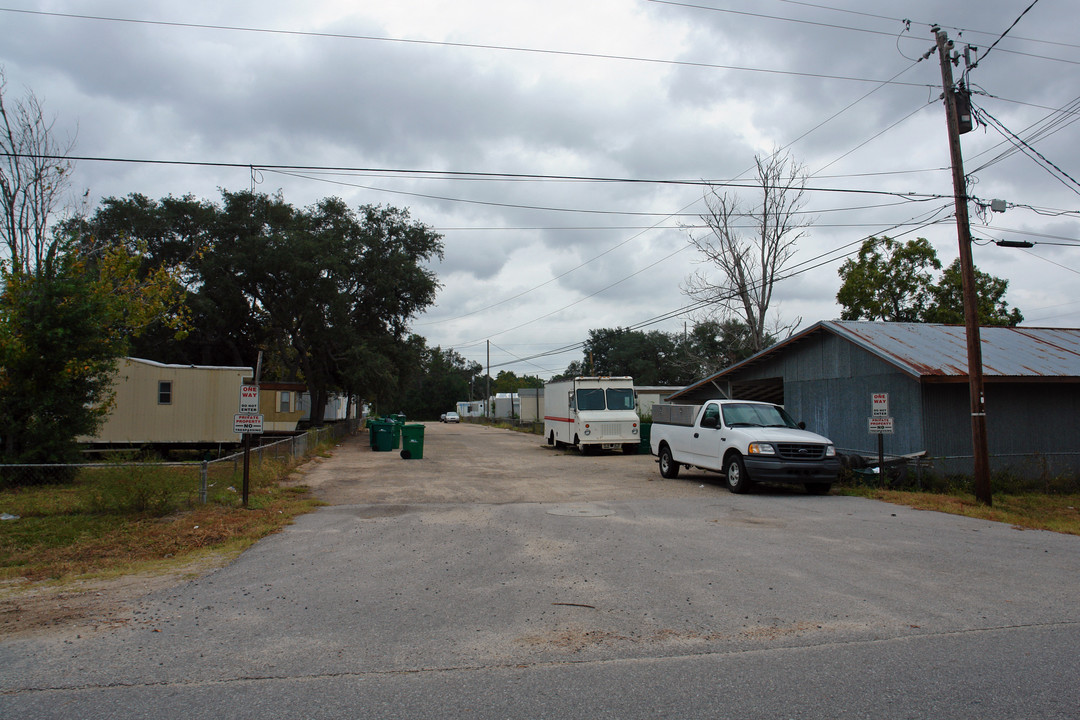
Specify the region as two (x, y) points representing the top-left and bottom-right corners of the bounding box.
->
(1, 75), (185, 478)
(0, 243), (185, 475)
(672, 318), (765, 379)
(75, 192), (443, 423)
(836, 237), (940, 322)
(493, 371), (544, 394)
(923, 259), (1024, 326)
(579, 328), (681, 385)
(1, 255), (125, 470)
(837, 236), (1023, 326)
(397, 344), (481, 419)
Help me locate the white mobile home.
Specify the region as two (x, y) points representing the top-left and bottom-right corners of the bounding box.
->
(82, 357), (252, 446)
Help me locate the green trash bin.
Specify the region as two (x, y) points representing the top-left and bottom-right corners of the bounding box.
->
(400, 423), (425, 459)
(390, 421), (401, 450)
(371, 421), (394, 452)
(639, 422), (652, 454)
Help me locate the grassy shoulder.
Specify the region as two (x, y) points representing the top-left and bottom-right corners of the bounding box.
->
(0, 451), (327, 587)
(836, 486), (1080, 536)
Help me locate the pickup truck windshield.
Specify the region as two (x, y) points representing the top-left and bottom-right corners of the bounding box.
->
(721, 403), (799, 428)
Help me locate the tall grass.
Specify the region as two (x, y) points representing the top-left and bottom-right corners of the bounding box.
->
(0, 449), (325, 582)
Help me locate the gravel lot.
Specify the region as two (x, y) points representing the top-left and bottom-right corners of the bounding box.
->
(3, 421), (1078, 719)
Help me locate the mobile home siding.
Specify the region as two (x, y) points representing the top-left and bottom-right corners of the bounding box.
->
(85, 358), (251, 445)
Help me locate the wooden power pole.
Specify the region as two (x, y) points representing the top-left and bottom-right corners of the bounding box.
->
(934, 27), (992, 506)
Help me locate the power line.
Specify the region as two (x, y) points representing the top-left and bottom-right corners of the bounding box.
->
(0, 7), (937, 89)
(456, 207), (955, 372)
(648, 0), (1076, 66)
(972, 104), (1080, 195)
(970, 0), (1043, 69)
(0, 151), (957, 205)
(968, 95), (1080, 174)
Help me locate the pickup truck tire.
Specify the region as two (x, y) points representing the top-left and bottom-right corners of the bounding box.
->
(725, 454), (751, 494)
(658, 444), (680, 479)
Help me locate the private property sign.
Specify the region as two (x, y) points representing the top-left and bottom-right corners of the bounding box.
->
(233, 413), (264, 434)
(868, 416), (894, 434)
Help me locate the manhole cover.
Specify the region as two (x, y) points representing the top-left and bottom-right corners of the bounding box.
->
(546, 504), (615, 517)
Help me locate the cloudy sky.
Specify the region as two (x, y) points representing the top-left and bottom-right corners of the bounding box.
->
(2, 1), (1077, 378)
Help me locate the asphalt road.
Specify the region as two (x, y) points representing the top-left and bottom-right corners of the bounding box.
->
(3, 422), (1078, 719)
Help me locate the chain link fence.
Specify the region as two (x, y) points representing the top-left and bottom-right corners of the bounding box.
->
(836, 448), (1080, 493)
(0, 421), (360, 506)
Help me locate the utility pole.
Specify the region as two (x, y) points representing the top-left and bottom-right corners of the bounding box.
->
(486, 339), (491, 420)
(934, 27), (992, 506)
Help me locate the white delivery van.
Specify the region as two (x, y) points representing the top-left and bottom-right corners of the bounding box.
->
(543, 376), (640, 454)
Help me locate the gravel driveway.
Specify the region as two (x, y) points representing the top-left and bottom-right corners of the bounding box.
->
(3, 421), (1078, 719)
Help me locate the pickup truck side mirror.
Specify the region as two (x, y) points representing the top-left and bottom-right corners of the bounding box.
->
(700, 415), (719, 429)
(798, 421), (806, 430)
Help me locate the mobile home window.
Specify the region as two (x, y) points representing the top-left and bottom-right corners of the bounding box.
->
(279, 391), (291, 413)
(158, 381), (172, 405)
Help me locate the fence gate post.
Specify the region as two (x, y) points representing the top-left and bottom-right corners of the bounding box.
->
(200, 460), (209, 504)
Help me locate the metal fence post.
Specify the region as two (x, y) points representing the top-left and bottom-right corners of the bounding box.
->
(200, 460), (209, 504)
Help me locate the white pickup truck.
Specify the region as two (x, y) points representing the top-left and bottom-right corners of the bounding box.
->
(649, 400), (839, 494)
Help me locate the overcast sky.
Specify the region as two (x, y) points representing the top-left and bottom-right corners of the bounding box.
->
(2, 1), (1077, 378)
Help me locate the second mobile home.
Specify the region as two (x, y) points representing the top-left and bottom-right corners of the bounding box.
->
(543, 376), (640, 453)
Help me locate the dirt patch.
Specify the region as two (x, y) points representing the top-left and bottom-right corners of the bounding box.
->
(0, 553), (233, 640)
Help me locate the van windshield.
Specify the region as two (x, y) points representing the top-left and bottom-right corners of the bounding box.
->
(606, 388), (635, 411)
(576, 389), (606, 411)
(575, 387), (635, 411)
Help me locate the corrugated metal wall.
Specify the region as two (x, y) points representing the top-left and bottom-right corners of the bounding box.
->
(677, 330), (1079, 476)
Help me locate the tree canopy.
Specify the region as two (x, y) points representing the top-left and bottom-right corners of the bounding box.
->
(1, 76), (185, 476)
(71, 191), (444, 422)
(553, 320), (767, 385)
(836, 236), (1023, 326)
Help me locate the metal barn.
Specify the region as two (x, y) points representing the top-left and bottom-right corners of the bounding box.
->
(666, 321), (1080, 476)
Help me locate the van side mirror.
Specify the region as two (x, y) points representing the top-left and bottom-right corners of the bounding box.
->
(701, 415), (718, 429)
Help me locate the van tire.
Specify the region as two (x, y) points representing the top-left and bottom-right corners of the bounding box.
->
(658, 444), (680, 479)
(548, 431), (555, 446)
(725, 454), (751, 494)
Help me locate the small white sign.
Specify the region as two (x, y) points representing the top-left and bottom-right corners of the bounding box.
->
(868, 417), (894, 434)
(234, 413), (264, 434)
(239, 385), (260, 413)
(871, 392), (889, 418)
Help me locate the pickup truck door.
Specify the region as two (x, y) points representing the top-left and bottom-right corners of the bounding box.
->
(688, 401), (723, 468)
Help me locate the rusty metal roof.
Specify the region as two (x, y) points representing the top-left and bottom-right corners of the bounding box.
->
(668, 321), (1080, 400)
(828, 321), (1080, 379)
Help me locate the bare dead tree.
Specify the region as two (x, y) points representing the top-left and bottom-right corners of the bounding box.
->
(682, 150), (811, 353)
(0, 69), (75, 276)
